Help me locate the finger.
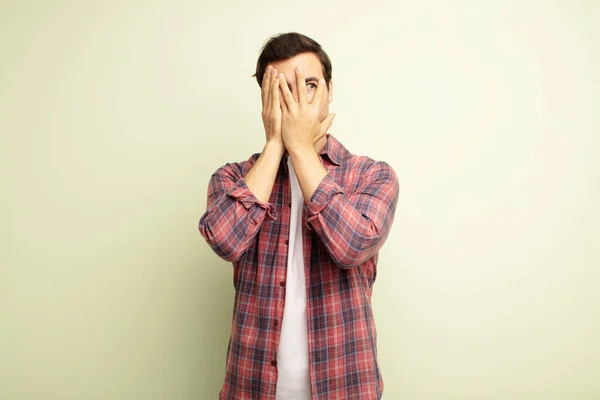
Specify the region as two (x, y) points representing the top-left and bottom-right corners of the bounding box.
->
(314, 78), (328, 108)
(317, 113), (336, 141)
(296, 67), (307, 105)
(278, 73), (295, 109)
(270, 74), (280, 110)
(278, 87), (287, 113)
(261, 65), (273, 108)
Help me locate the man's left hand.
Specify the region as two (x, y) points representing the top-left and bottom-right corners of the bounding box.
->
(278, 68), (335, 152)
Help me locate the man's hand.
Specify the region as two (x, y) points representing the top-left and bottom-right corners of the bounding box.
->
(278, 68), (335, 152)
(244, 65), (284, 205)
(261, 65), (283, 147)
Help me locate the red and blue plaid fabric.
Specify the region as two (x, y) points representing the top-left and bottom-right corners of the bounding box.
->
(199, 134), (399, 399)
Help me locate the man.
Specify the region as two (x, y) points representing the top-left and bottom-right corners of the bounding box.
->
(199, 32), (398, 400)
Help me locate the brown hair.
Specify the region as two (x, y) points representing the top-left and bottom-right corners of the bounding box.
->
(253, 32), (332, 88)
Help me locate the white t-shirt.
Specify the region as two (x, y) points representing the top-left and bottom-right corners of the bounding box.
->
(276, 156), (311, 399)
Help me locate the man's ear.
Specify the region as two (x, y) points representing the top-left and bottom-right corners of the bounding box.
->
(328, 79), (334, 104)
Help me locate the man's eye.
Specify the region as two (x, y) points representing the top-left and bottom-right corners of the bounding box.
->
(307, 83), (317, 89)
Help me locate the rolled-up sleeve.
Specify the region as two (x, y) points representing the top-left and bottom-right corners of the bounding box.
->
(304, 161), (399, 268)
(199, 163), (278, 263)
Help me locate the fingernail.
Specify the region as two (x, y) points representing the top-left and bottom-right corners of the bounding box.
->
(320, 79), (325, 84)
(280, 73), (285, 79)
(296, 67), (302, 73)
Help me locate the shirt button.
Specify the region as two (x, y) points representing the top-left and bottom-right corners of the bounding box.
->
(285, 239), (289, 245)
(279, 281), (286, 287)
(271, 360), (277, 367)
(287, 202), (292, 207)
(274, 320), (279, 326)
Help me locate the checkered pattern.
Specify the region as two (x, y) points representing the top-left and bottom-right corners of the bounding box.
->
(199, 134), (399, 399)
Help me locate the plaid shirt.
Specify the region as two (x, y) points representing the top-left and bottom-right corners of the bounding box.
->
(199, 134), (399, 400)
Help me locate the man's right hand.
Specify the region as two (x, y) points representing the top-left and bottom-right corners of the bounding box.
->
(243, 65), (285, 204)
(261, 65), (283, 147)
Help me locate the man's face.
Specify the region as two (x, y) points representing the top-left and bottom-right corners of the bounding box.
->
(269, 52), (333, 120)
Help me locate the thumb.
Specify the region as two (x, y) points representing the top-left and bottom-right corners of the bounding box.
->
(320, 113), (336, 135)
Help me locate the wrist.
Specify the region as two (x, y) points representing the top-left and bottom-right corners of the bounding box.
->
(264, 140), (285, 157)
(287, 143), (316, 158)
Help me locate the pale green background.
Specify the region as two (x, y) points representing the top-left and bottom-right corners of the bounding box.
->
(1, 1), (599, 399)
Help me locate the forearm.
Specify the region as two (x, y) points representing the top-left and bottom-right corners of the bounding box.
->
(288, 145), (328, 204)
(200, 200), (267, 262)
(245, 141), (285, 203)
(303, 163), (400, 268)
(198, 152), (281, 262)
(308, 192), (386, 267)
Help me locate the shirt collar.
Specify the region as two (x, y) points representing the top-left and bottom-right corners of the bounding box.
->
(318, 133), (348, 166)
